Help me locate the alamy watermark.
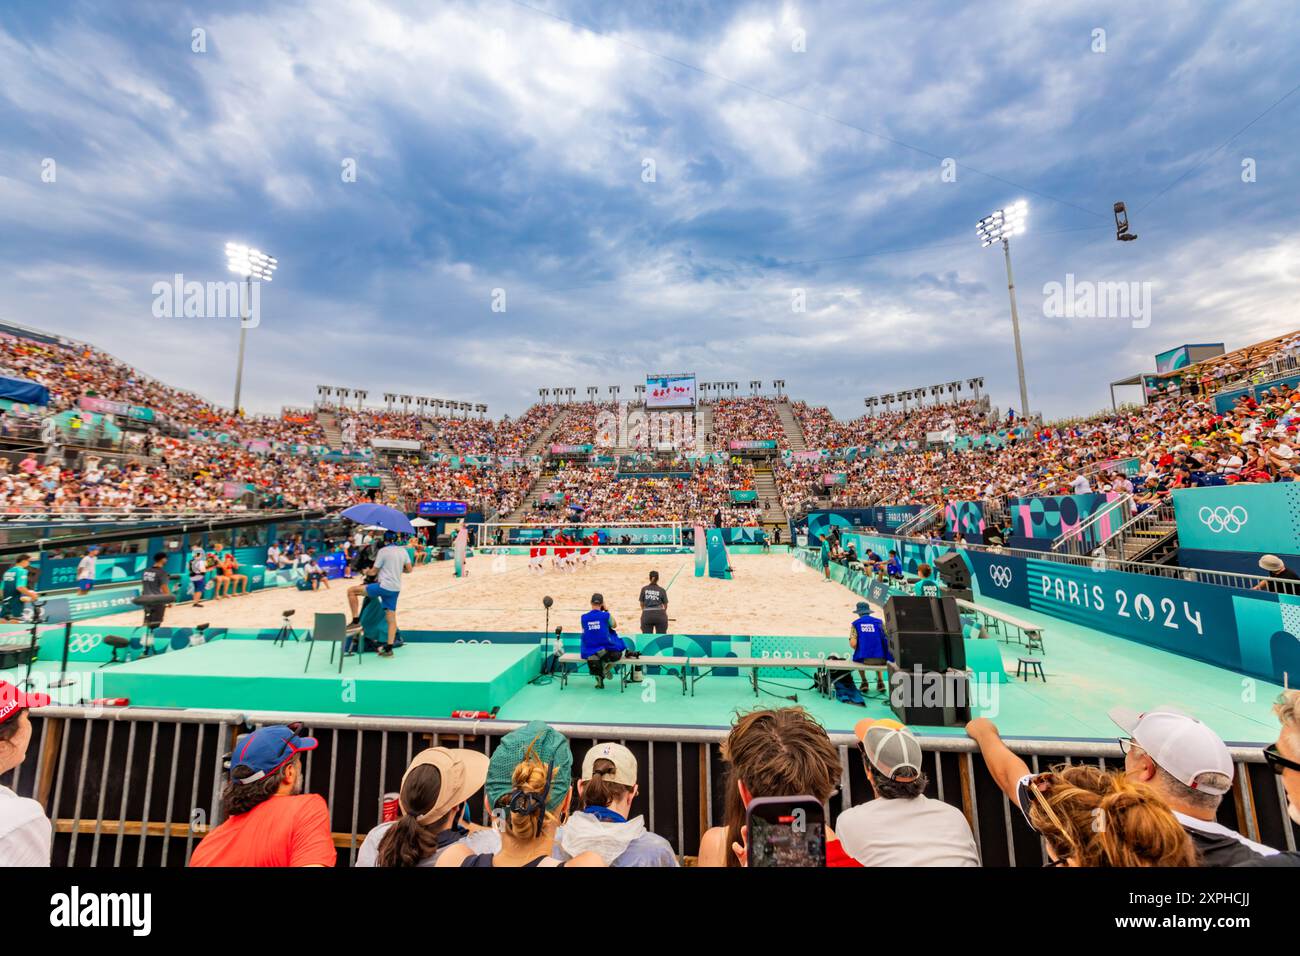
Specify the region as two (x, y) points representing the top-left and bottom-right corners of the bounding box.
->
(1042, 273), (1151, 329)
(151, 275), (261, 328)
(594, 401), (707, 451)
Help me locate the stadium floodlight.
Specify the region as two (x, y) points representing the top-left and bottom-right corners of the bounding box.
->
(587, 386), (598, 401)
(749, 379), (762, 395)
(772, 379), (785, 397)
(976, 201), (1031, 419)
(225, 241), (278, 413)
(609, 385), (620, 401)
(538, 388), (548, 403)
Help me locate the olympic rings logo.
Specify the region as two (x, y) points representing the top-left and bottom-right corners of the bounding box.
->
(989, 565), (1014, 589)
(69, 635), (102, 653)
(1198, 505), (1248, 534)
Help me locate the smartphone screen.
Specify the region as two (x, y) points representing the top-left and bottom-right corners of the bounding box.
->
(746, 796), (827, 867)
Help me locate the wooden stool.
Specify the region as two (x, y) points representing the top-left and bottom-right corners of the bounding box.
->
(1016, 657), (1046, 682)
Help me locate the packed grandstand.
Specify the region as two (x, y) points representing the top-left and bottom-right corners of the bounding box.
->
(3, 323), (1298, 534)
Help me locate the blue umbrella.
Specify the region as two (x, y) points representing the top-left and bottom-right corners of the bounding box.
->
(339, 503), (415, 534)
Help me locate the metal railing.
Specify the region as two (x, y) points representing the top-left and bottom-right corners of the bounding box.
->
(894, 502), (942, 537)
(11, 705), (1292, 868)
(1102, 500), (1177, 563)
(1051, 494), (1132, 555)
(860, 528), (1284, 593)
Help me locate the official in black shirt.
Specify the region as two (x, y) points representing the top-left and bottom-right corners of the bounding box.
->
(638, 571), (669, 634)
(139, 551), (173, 628)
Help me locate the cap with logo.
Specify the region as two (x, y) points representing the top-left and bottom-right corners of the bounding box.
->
(854, 717), (922, 781)
(1108, 705), (1234, 794)
(400, 747), (490, 824)
(227, 723), (318, 784)
(581, 742), (637, 786)
(0, 680), (50, 725)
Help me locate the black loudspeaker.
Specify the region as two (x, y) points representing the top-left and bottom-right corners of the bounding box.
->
(884, 596), (965, 672)
(934, 552), (971, 590)
(888, 665), (972, 727)
(888, 630), (966, 672)
(885, 595), (962, 635)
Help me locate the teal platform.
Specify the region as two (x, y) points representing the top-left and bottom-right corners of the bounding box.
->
(94, 640), (540, 717)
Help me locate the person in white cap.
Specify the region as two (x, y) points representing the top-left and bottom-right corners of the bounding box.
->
(552, 743), (677, 867)
(835, 718), (979, 867)
(1253, 554), (1300, 593)
(1110, 704), (1275, 865)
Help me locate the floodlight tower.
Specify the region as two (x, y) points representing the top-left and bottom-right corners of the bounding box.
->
(225, 242), (277, 413)
(976, 201), (1030, 419)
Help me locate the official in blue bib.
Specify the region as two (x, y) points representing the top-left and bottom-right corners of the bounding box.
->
(580, 593), (626, 690)
(850, 601), (891, 694)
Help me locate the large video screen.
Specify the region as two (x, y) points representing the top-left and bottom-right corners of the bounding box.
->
(645, 373), (696, 409)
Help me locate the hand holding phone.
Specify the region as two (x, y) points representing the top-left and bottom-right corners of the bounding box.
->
(744, 795), (827, 867)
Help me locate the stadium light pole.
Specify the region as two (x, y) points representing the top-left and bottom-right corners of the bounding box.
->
(225, 242), (276, 414)
(977, 202), (1030, 419)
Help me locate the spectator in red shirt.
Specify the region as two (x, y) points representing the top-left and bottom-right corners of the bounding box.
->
(189, 723), (335, 867)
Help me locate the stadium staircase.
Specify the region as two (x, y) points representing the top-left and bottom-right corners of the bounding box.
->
(1098, 501), (1180, 566)
(377, 465), (402, 505)
(776, 398), (807, 451)
(424, 419), (454, 455)
(316, 410), (343, 450)
(501, 470), (559, 523)
(750, 463), (788, 528)
(523, 406), (570, 457)
(695, 402), (716, 451)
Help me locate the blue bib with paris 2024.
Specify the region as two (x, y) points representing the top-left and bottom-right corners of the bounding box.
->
(580, 609), (619, 657)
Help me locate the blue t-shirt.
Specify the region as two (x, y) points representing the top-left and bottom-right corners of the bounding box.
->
(913, 577), (943, 598)
(886, 557), (902, 576)
(851, 614), (892, 663)
(580, 608), (622, 657)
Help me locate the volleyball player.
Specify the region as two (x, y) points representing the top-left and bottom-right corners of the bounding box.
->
(638, 571), (669, 634)
(528, 543), (545, 574)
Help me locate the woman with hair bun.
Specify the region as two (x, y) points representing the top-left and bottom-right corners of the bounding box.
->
(1025, 764), (1196, 867)
(437, 720), (604, 868)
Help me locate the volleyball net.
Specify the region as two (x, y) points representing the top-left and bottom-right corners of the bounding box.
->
(471, 520), (687, 551)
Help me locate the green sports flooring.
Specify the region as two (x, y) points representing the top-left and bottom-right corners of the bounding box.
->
(499, 593), (1285, 743)
(3, 593), (1284, 742)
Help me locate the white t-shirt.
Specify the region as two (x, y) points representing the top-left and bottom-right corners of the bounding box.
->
(76, 555), (97, 580)
(835, 795), (980, 867)
(1069, 475), (1092, 494)
(373, 545), (411, 592)
(0, 784), (52, 866)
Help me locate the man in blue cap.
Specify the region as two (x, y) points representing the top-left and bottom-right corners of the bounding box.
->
(189, 723), (335, 867)
(850, 600), (890, 694)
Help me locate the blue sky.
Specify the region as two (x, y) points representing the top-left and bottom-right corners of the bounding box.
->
(2, 0), (1298, 421)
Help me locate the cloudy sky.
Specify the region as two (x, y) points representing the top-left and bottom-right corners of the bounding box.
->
(2, 0), (1298, 421)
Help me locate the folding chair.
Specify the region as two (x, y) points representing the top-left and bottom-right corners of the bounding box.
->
(304, 612), (357, 674)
